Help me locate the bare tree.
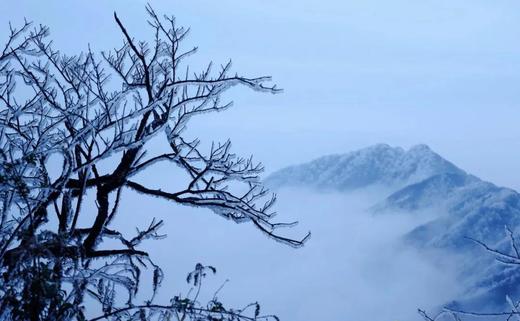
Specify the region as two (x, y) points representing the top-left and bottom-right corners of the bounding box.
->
(0, 6), (309, 321)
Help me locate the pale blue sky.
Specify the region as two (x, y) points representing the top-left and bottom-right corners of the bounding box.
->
(3, 0), (520, 188)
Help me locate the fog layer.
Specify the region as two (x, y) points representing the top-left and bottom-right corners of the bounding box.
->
(117, 187), (462, 321)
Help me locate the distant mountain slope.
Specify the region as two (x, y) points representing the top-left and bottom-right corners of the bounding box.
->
(267, 143), (520, 250)
(267, 143), (520, 312)
(370, 151), (520, 311)
(374, 172), (520, 250)
(265, 144), (464, 192)
(372, 173), (479, 213)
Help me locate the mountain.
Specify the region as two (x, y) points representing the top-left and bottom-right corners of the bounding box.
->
(267, 144), (520, 250)
(265, 144), (464, 192)
(372, 172), (479, 213)
(380, 170), (520, 309)
(399, 180), (520, 250)
(266, 144), (520, 312)
(370, 172), (520, 249)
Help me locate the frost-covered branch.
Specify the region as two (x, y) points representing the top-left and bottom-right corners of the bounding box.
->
(0, 5), (306, 321)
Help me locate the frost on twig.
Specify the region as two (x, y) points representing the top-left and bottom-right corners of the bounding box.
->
(0, 5), (307, 321)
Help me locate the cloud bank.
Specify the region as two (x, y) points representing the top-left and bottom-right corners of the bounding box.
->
(117, 187), (463, 321)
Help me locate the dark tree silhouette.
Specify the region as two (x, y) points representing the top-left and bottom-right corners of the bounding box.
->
(0, 6), (309, 321)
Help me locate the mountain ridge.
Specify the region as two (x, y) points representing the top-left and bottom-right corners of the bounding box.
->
(265, 143), (465, 193)
(266, 143), (520, 312)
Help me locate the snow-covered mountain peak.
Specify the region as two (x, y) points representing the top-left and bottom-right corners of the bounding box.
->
(265, 144), (464, 192)
(408, 143), (432, 153)
(266, 143), (520, 311)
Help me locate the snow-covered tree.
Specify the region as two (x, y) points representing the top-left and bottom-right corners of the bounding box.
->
(0, 6), (309, 321)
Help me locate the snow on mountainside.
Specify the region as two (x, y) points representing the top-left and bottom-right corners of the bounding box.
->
(401, 181), (520, 250)
(371, 170), (520, 252)
(266, 143), (520, 250)
(266, 143), (520, 311)
(372, 173), (480, 213)
(265, 144), (465, 192)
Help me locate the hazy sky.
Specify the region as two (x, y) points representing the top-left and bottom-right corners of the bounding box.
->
(2, 0), (520, 189)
